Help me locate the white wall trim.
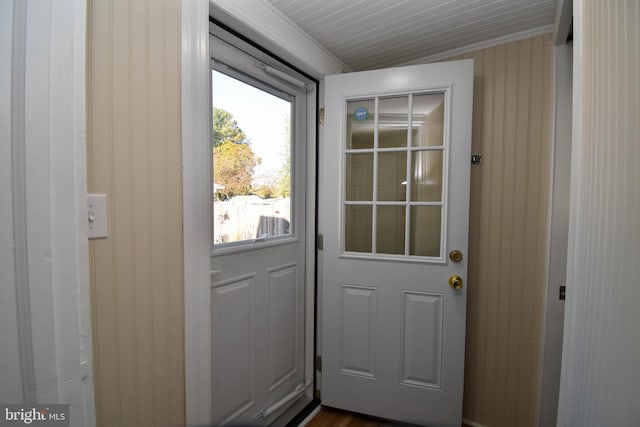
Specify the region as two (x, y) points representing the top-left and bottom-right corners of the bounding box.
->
(2, 0), (95, 424)
(182, 0), (213, 425)
(0, 0), (25, 404)
(552, 0), (573, 45)
(557, 1), (582, 423)
(49, 0), (95, 422)
(537, 42), (572, 427)
(210, 0), (347, 76)
(534, 47), (556, 427)
(24, 1), (61, 403)
(9, 0), (37, 404)
(399, 25), (554, 65)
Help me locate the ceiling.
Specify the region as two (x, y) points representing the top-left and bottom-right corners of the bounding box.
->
(266, 0), (558, 71)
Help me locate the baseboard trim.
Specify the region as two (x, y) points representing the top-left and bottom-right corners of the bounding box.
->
(463, 418), (487, 427)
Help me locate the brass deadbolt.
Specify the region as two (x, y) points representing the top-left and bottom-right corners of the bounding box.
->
(449, 275), (463, 290)
(449, 250), (463, 263)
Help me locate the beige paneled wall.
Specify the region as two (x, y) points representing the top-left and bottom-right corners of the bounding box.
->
(85, 4), (550, 424)
(446, 34), (553, 427)
(87, 0), (185, 426)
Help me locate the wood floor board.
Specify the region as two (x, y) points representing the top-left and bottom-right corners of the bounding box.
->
(305, 407), (406, 426)
(305, 407), (472, 426)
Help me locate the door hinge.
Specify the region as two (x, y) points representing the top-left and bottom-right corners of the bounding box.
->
(319, 108), (325, 125)
(316, 355), (322, 372)
(559, 285), (566, 300)
(317, 234), (324, 251)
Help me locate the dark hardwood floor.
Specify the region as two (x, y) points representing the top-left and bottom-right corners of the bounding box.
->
(305, 407), (472, 426)
(305, 407), (402, 426)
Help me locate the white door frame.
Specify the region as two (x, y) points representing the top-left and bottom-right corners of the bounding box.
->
(1, 0), (95, 424)
(181, 2), (339, 424)
(181, 1), (212, 424)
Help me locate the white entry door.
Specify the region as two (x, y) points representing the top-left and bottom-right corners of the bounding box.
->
(209, 32), (310, 425)
(321, 60), (473, 427)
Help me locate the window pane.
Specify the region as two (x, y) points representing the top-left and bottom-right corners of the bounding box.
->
(377, 205), (405, 255)
(410, 206), (441, 257)
(347, 99), (375, 149)
(410, 151), (443, 202)
(379, 96), (408, 148)
(379, 126), (412, 149)
(212, 70), (292, 245)
(377, 151), (407, 201)
(412, 93), (445, 147)
(345, 205), (372, 253)
(346, 153), (373, 201)
(342, 93), (448, 261)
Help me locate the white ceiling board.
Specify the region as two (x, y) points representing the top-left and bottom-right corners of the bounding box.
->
(267, 0), (557, 71)
(211, 0), (348, 76)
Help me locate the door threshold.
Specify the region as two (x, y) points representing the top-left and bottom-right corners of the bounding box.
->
(269, 396), (319, 427)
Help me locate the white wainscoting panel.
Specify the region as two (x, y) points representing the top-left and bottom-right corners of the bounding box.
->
(340, 285), (377, 378)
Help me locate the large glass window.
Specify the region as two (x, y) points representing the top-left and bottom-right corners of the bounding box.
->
(212, 70), (293, 246)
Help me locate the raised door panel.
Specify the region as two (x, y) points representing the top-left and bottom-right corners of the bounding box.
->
(340, 285), (377, 378)
(267, 264), (299, 391)
(211, 276), (255, 424)
(401, 291), (444, 388)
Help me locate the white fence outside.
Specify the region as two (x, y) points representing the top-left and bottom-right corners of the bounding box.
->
(214, 195), (291, 244)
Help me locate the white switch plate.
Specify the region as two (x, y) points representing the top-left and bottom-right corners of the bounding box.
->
(87, 194), (108, 239)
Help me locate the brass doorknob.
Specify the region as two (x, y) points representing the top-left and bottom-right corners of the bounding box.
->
(449, 275), (463, 290)
(449, 250), (463, 262)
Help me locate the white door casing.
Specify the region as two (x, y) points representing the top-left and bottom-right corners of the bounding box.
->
(2, 0), (95, 424)
(321, 60), (473, 427)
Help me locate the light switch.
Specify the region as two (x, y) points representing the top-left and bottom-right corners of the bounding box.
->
(87, 194), (108, 239)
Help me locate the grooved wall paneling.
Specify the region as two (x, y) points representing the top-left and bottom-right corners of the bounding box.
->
(87, 0), (184, 425)
(445, 34), (552, 427)
(558, 1), (640, 425)
(86, 4), (552, 424)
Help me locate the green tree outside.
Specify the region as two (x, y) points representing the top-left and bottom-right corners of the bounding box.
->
(212, 108), (261, 199)
(212, 107), (292, 200)
(213, 108), (248, 147)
